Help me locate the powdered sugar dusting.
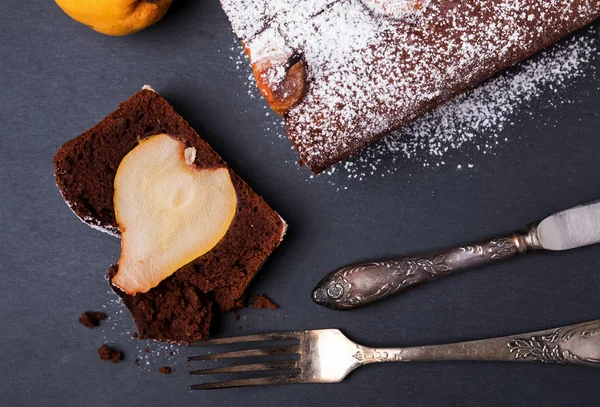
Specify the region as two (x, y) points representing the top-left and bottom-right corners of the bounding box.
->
(362, 0), (432, 20)
(81, 216), (120, 237)
(391, 33), (598, 162)
(320, 30), (599, 182)
(226, 25), (597, 183)
(56, 183), (120, 237)
(221, 0), (600, 172)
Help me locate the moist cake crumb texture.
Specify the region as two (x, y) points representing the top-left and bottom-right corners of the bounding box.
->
(251, 294), (279, 310)
(54, 89), (286, 344)
(221, 0), (600, 172)
(158, 366), (172, 375)
(98, 344), (123, 363)
(78, 311), (107, 328)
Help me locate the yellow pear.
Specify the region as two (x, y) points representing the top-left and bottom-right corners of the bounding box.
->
(55, 0), (173, 36)
(112, 134), (237, 295)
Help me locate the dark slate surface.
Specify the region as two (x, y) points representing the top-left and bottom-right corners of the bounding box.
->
(1, 1), (599, 406)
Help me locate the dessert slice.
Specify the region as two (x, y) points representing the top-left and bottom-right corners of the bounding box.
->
(54, 87), (286, 343)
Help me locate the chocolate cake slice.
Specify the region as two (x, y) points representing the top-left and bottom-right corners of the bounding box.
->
(221, 0), (600, 173)
(54, 87), (286, 343)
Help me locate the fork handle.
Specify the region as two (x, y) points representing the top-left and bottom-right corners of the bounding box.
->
(312, 225), (542, 310)
(353, 319), (600, 367)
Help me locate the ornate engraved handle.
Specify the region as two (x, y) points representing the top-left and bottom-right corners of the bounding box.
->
(352, 319), (600, 367)
(312, 226), (542, 310)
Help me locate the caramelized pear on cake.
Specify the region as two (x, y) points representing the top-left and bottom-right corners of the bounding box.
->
(112, 134), (237, 295)
(243, 30), (307, 117)
(252, 57), (307, 116)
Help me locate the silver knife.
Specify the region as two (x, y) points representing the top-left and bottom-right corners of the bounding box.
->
(312, 200), (600, 310)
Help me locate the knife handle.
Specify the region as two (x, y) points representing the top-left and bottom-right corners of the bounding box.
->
(312, 225), (542, 310)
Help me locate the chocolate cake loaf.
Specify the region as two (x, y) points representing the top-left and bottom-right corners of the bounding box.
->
(54, 87), (286, 343)
(221, 0), (600, 173)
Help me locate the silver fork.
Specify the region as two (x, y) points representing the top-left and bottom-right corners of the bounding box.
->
(187, 319), (600, 389)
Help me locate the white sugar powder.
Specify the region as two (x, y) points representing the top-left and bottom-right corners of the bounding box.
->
(228, 27), (597, 183)
(384, 33), (598, 164)
(221, 0), (599, 172)
(329, 30), (598, 180)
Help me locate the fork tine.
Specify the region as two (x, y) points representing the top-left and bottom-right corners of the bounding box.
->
(190, 374), (300, 390)
(188, 332), (302, 347)
(188, 360), (299, 375)
(186, 344), (300, 362)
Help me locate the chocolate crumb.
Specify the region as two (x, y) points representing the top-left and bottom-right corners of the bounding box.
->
(135, 359), (141, 366)
(237, 325), (242, 330)
(235, 315), (240, 321)
(235, 297), (247, 309)
(251, 295), (278, 310)
(168, 351), (174, 357)
(159, 366), (172, 375)
(143, 348), (149, 353)
(131, 332), (138, 339)
(79, 311), (106, 328)
(98, 344), (122, 363)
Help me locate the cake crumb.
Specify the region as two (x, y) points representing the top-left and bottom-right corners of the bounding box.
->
(135, 359), (141, 366)
(235, 297), (247, 308)
(143, 348), (149, 353)
(251, 295), (279, 310)
(168, 351), (174, 357)
(131, 332), (138, 339)
(79, 311), (106, 328)
(159, 366), (172, 375)
(98, 344), (122, 363)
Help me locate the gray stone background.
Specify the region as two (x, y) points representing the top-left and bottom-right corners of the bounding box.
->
(1, 1), (599, 406)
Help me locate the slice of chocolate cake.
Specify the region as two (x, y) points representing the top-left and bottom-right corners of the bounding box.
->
(54, 87), (287, 343)
(221, 0), (600, 173)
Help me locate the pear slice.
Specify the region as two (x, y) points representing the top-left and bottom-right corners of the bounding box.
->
(112, 134), (237, 295)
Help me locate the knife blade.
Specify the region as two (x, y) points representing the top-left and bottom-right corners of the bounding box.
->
(537, 200), (600, 251)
